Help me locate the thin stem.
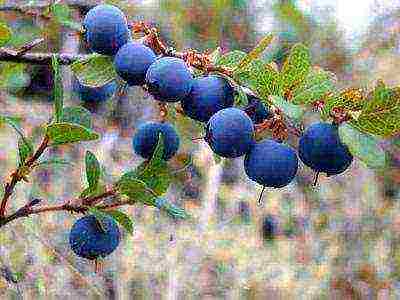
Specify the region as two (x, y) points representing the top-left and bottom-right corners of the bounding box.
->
(0, 135), (49, 217)
(0, 50), (89, 65)
(313, 172), (320, 187)
(258, 186), (267, 206)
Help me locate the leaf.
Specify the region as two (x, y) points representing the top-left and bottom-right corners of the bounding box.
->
(52, 55), (63, 123)
(85, 151), (101, 189)
(0, 115), (30, 147)
(0, 23), (12, 47)
(117, 173), (152, 203)
(209, 47), (222, 64)
(280, 43), (311, 96)
(103, 210), (134, 235)
(351, 81), (400, 137)
(46, 122), (100, 145)
(269, 95), (305, 122)
(235, 34), (274, 70)
(215, 50), (247, 68)
(18, 137), (33, 166)
(88, 207), (134, 235)
(338, 123), (386, 169)
(291, 67), (337, 105)
(234, 60), (281, 99)
(61, 106), (92, 129)
(321, 88), (365, 120)
(136, 134), (171, 195)
(71, 54), (117, 88)
(50, 3), (82, 31)
(80, 184), (106, 199)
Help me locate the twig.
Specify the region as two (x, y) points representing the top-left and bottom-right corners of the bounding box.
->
(0, 50), (89, 65)
(0, 191), (130, 228)
(0, 135), (49, 217)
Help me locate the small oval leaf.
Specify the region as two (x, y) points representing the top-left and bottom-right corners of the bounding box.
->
(85, 151), (101, 189)
(46, 122), (100, 145)
(62, 106), (92, 129)
(339, 123), (386, 169)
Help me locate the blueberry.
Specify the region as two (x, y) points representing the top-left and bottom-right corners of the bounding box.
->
(244, 96), (272, 124)
(83, 4), (130, 55)
(181, 75), (234, 122)
(262, 215), (277, 241)
(69, 214), (120, 260)
(74, 80), (117, 102)
(205, 108), (255, 158)
(244, 139), (298, 188)
(298, 122), (353, 176)
(114, 42), (157, 86)
(145, 57), (193, 102)
(132, 122), (180, 160)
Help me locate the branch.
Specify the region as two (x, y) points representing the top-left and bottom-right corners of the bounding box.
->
(0, 49), (89, 65)
(0, 189), (129, 228)
(0, 1), (98, 12)
(0, 135), (49, 217)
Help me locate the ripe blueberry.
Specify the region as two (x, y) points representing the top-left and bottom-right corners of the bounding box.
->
(145, 57), (193, 102)
(244, 95), (272, 124)
(244, 139), (298, 188)
(83, 4), (130, 55)
(74, 80), (117, 102)
(114, 42), (157, 86)
(205, 108), (254, 158)
(181, 75), (234, 122)
(69, 214), (120, 260)
(298, 122), (353, 176)
(132, 122), (180, 160)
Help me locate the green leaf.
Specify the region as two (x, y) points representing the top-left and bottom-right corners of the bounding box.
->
(50, 3), (81, 30)
(85, 151), (101, 189)
(321, 88), (365, 120)
(209, 47), (222, 64)
(0, 23), (12, 47)
(88, 207), (134, 235)
(235, 34), (274, 71)
(136, 134), (171, 195)
(71, 54), (117, 88)
(117, 173), (152, 203)
(46, 122), (100, 145)
(280, 43), (311, 95)
(233, 86), (248, 107)
(269, 95), (305, 122)
(291, 67), (337, 105)
(103, 210), (134, 235)
(338, 123), (386, 169)
(18, 137), (33, 166)
(80, 184), (106, 199)
(351, 81), (400, 137)
(52, 55), (63, 123)
(61, 106), (92, 129)
(216, 50), (247, 68)
(234, 60), (281, 99)
(0, 114), (29, 143)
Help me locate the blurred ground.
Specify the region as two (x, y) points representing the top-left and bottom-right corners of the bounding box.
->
(0, 0), (399, 299)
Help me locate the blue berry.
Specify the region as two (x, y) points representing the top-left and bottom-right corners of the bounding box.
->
(181, 75), (234, 122)
(74, 80), (117, 102)
(244, 139), (298, 188)
(83, 4), (130, 55)
(205, 108), (255, 158)
(145, 57), (193, 102)
(262, 215), (277, 241)
(114, 42), (157, 86)
(298, 122), (353, 176)
(69, 214), (120, 260)
(132, 122), (180, 160)
(244, 96), (272, 124)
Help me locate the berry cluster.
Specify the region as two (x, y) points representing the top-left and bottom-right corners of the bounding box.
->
(69, 4), (354, 261)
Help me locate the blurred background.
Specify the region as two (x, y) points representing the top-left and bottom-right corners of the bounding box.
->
(0, 0), (400, 298)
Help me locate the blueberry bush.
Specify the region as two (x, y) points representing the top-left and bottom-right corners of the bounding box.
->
(0, 1), (399, 298)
